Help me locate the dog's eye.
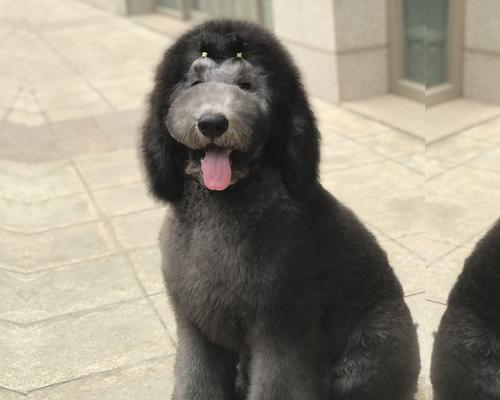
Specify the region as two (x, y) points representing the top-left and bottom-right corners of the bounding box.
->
(191, 80), (203, 87)
(238, 82), (252, 91)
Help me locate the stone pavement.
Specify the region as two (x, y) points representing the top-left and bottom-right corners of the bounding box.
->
(1, 1), (500, 399)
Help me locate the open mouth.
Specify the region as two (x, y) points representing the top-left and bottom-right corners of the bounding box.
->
(200, 144), (233, 191)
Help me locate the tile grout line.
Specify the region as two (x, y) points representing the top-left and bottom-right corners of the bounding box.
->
(0, 292), (167, 328)
(68, 158), (173, 336)
(425, 227), (490, 268)
(340, 104), (425, 141)
(27, 353), (175, 394)
(426, 112), (500, 145)
(2, 85), (24, 124)
(426, 140), (500, 181)
(29, 26), (116, 111)
(0, 179), (146, 205)
(0, 386), (26, 396)
(324, 125), (426, 176)
(0, 243), (159, 276)
(0, 204), (161, 236)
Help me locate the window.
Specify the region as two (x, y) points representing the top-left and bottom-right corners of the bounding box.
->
(388, 0), (463, 106)
(157, 0), (273, 29)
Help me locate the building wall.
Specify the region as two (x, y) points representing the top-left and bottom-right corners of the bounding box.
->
(272, 0), (388, 103)
(463, 0), (500, 103)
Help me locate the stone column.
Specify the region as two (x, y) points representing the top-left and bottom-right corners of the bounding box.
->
(272, 0), (388, 103)
(464, 0), (500, 104)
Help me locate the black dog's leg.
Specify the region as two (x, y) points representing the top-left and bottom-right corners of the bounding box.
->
(329, 300), (420, 400)
(432, 306), (500, 400)
(247, 336), (324, 400)
(172, 319), (237, 400)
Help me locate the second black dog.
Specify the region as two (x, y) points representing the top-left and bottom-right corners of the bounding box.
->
(432, 219), (500, 400)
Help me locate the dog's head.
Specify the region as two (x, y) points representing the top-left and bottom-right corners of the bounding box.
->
(142, 20), (320, 202)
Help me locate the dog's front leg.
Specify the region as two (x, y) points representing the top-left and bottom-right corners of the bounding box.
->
(172, 319), (237, 400)
(247, 337), (323, 400)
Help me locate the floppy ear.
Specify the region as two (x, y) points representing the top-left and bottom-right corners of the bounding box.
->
(141, 110), (185, 203)
(281, 94), (320, 199)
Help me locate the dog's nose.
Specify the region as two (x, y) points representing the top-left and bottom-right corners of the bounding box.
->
(197, 113), (229, 138)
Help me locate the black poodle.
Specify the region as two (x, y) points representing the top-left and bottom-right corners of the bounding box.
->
(141, 20), (420, 400)
(431, 219), (500, 400)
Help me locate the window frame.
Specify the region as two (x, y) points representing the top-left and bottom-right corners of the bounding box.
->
(388, 0), (464, 106)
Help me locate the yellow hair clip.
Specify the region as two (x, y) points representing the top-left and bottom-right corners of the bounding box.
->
(236, 52), (243, 59)
(201, 51), (208, 58)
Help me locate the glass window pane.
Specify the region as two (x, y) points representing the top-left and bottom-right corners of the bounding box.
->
(158, 0), (181, 10)
(188, 0), (273, 29)
(403, 0), (448, 87)
(261, 0), (273, 29)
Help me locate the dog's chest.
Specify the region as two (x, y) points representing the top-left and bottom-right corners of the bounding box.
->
(164, 211), (264, 349)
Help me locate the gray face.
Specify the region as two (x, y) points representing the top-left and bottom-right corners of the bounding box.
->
(165, 56), (271, 185)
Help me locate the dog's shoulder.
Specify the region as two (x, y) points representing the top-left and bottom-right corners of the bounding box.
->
(448, 219), (500, 321)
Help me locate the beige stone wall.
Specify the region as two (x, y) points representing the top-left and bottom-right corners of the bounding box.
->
(272, 0), (388, 103)
(464, 0), (500, 103)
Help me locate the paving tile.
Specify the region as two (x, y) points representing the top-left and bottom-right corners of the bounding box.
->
(35, 83), (104, 111)
(0, 255), (143, 324)
(129, 247), (165, 295)
(0, 193), (98, 233)
(24, 299), (174, 392)
(0, 322), (27, 392)
(397, 152), (425, 174)
(356, 129), (424, 158)
(109, 208), (166, 250)
(28, 356), (175, 400)
(395, 234), (457, 265)
(72, 149), (144, 190)
(0, 388), (26, 399)
(5, 110), (27, 126)
(320, 133), (384, 173)
(467, 145), (500, 173)
(49, 117), (114, 156)
(0, 222), (117, 273)
(426, 166), (500, 244)
(427, 135), (494, 166)
(425, 157), (456, 179)
(93, 182), (158, 217)
(46, 103), (114, 124)
(462, 116), (500, 143)
(425, 98), (500, 143)
(382, 240), (427, 296)
(150, 293), (177, 346)
(26, 113), (48, 127)
(322, 161), (425, 239)
(0, 160), (84, 202)
(321, 108), (390, 138)
(343, 94), (425, 139)
(94, 107), (145, 149)
(0, 124), (64, 163)
(99, 84), (150, 110)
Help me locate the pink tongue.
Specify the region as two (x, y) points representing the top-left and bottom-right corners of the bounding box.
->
(201, 147), (232, 191)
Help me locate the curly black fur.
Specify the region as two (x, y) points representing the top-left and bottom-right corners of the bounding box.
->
(431, 219), (500, 400)
(142, 20), (420, 400)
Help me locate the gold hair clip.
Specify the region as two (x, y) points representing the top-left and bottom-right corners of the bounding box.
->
(236, 52), (243, 59)
(201, 51), (208, 58)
